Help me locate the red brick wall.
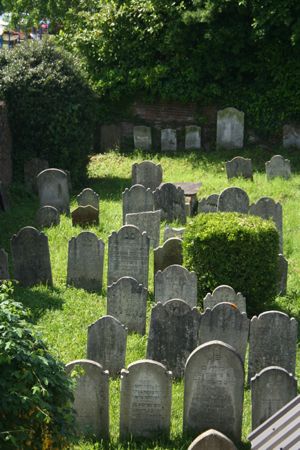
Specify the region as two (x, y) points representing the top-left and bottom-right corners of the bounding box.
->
(0, 102), (12, 185)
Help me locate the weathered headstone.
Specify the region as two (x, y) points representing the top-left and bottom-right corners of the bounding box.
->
(65, 359), (109, 440)
(161, 128), (177, 152)
(77, 188), (99, 210)
(185, 126), (201, 150)
(225, 156), (253, 180)
(251, 366), (297, 430)
(217, 187), (249, 213)
(155, 264), (197, 307)
(154, 238), (183, 274)
(71, 205), (99, 227)
(11, 226), (52, 287)
(154, 183), (186, 223)
(248, 311), (298, 382)
(24, 157), (49, 193)
(125, 210), (161, 248)
(36, 206), (60, 228)
(278, 253), (288, 296)
(108, 225), (149, 287)
(120, 360), (172, 439)
(107, 277), (147, 335)
(198, 194), (219, 213)
(164, 226), (185, 241)
(171, 182), (201, 217)
(133, 126), (152, 151)
(188, 429), (237, 450)
(283, 124), (300, 149)
(67, 232), (104, 292)
(131, 161), (163, 191)
(183, 341), (244, 442)
(87, 315), (127, 377)
(147, 299), (200, 378)
(37, 168), (70, 214)
(122, 184), (154, 224)
(203, 285), (246, 313)
(0, 248), (9, 279)
(216, 107), (244, 149)
(265, 155), (291, 180)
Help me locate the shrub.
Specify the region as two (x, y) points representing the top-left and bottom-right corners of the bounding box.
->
(183, 212), (279, 314)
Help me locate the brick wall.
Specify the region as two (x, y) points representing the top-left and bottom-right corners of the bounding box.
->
(0, 102), (12, 185)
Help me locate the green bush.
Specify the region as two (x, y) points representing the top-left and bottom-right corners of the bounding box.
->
(183, 213), (279, 314)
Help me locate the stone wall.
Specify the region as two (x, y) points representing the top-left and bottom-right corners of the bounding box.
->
(0, 102), (12, 185)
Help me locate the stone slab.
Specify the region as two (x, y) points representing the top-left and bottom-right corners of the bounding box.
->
(122, 184), (154, 224)
(203, 285), (246, 313)
(216, 107), (244, 149)
(217, 187), (249, 213)
(77, 188), (99, 210)
(131, 161), (163, 191)
(154, 238), (183, 274)
(71, 205), (99, 227)
(265, 155), (291, 180)
(125, 210), (160, 248)
(133, 126), (152, 151)
(36, 206), (60, 228)
(185, 126), (201, 150)
(225, 156), (253, 180)
(154, 183), (186, 224)
(161, 128), (177, 152)
(37, 168), (70, 214)
(155, 264), (197, 307)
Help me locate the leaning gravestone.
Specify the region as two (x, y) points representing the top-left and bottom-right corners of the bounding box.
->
(11, 226), (52, 287)
(67, 232), (104, 292)
(107, 225), (149, 287)
(216, 107), (244, 149)
(154, 238), (183, 274)
(251, 366), (297, 430)
(122, 184), (154, 224)
(161, 128), (177, 152)
(87, 315), (127, 377)
(154, 183), (186, 223)
(77, 188), (99, 210)
(125, 210), (161, 248)
(37, 168), (70, 214)
(71, 205), (99, 227)
(188, 429), (237, 450)
(133, 126), (152, 151)
(283, 124), (300, 149)
(199, 303), (250, 362)
(265, 155), (291, 180)
(185, 126), (201, 150)
(278, 253), (288, 296)
(120, 360), (172, 440)
(248, 311), (298, 382)
(131, 161), (163, 191)
(0, 248), (9, 279)
(164, 226), (185, 241)
(147, 299), (200, 378)
(65, 359), (109, 440)
(183, 341), (244, 442)
(36, 206), (60, 228)
(155, 264), (197, 307)
(198, 194), (219, 213)
(24, 157), (49, 193)
(217, 187), (249, 213)
(225, 156), (253, 180)
(203, 285), (246, 313)
(107, 277), (147, 335)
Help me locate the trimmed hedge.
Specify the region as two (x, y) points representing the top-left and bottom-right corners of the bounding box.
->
(183, 212), (279, 314)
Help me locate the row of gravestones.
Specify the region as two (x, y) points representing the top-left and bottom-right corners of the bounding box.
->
(225, 154), (291, 180)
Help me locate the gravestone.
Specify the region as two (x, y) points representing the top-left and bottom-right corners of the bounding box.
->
(0, 248), (9, 279)
(147, 299), (200, 378)
(71, 205), (99, 227)
(161, 128), (177, 152)
(265, 155), (291, 180)
(153, 183), (186, 223)
(155, 264), (197, 307)
(108, 225), (150, 287)
(154, 238), (183, 274)
(199, 302), (250, 362)
(125, 210), (161, 248)
(122, 184), (154, 224)
(24, 158), (49, 193)
(183, 341), (244, 442)
(203, 285), (246, 313)
(77, 188), (99, 210)
(36, 206), (60, 228)
(11, 226), (52, 287)
(131, 161), (163, 191)
(198, 194), (219, 213)
(283, 124), (300, 149)
(120, 360), (172, 439)
(185, 126), (201, 150)
(107, 277), (147, 335)
(217, 187), (249, 213)
(164, 226), (185, 241)
(67, 232), (105, 292)
(278, 253), (288, 296)
(251, 366), (297, 430)
(216, 107), (244, 149)
(225, 156), (253, 180)
(248, 311), (298, 382)
(87, 315), (127, 377)
(188, 429), (237, 450)
(133, 126), (152, 151)
(65, 359), (109, 440)
(37, 168), (70, 214)
(172, 182), (201, 217)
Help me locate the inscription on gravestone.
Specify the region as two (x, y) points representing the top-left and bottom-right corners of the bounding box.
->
(132, 161), (163, 191)
(155, 264), (197, 307)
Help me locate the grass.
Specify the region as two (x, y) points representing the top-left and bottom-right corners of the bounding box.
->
(2, 147), (300, 449)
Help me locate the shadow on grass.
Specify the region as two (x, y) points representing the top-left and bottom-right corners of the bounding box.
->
(88, 176), (131, 201)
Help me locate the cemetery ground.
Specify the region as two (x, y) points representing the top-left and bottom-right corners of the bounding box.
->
(2, 147), (300, 449)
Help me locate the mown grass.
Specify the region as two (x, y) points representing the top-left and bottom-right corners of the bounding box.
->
(2, 147), (300, 449)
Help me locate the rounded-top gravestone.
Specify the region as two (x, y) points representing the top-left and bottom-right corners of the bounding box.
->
(37, 168), (70, 214)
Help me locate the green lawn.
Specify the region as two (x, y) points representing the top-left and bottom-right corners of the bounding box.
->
(2, 148), (300, 449)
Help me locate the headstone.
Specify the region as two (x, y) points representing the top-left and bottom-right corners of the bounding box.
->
(120, 360), (172, 439)
(198, 194), (219, 213)
(248, 311), (298, 382)
(164, 226), (185, 241)
(107, 277), (147, 335)
(154, 183), (186, 223)
(125, 210), (161, 248)
(183, 341), (244, 442)
(154, 238), (183, 274)
(100, 124), (120, 152)
(161, 128), (177, 152)
(188, 429), (237, 450)
(36, 206), (60, 228)
(172, 182), (201, 217)
(147, 299), (200, 378)
(24, 157), (49, 192)
(87, 315), (127, 377)
(225, 156), (253, 180)
(251, 366), (297, 430)
(133, 126), (152, 151)
(283, 124), (300, 149)
(155, 264), (197, 307)
(217, 187), (249, 213)
(203, 285), (246, 313)
(77, 188), (99, 210)
(65, 359), (109, 440)
(11, 226), (52, 287)
(122, 184), (154, 224)
(37, 168), (70, 214)
(71, 205), (99, 227)
(0, 248), (9, 279)
(265, 155), (291, 180)
(108, 225), (150, 287)
(131, 161), (163, 191)
(216, 107), (244, 149)
(185, 126), (201, 150)
(67, 232), (104, 292)
(278, 253), (288, 296)
(198, 302), (250, 362)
